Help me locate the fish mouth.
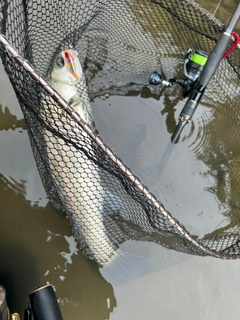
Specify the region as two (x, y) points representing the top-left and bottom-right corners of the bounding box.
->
(64, 49), (79, 79)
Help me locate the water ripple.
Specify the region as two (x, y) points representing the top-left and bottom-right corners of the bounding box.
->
(189, 109), (213, 162)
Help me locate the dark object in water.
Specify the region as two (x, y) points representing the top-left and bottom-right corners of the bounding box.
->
(28, 285), (63, 320)
(0, 285), (9, 320)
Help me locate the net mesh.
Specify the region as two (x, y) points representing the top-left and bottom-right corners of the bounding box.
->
(1, 0), (240, 265)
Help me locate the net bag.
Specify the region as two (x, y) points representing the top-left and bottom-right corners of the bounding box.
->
(1, 0), (240, 265)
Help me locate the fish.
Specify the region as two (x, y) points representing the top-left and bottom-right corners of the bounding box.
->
(42, 49), (156, 265)
(41, 49), (120, 265)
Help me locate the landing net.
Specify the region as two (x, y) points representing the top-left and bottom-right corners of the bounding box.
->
(1, 0), (240, 265)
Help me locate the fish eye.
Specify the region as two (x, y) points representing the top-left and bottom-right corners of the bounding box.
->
(56, 57), (65, 67)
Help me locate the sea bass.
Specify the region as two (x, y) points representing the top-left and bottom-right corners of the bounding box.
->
(42, 49), (119, 264)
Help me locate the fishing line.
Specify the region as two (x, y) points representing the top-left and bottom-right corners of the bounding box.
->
(158, 141), (175, 175)
(213, 0), (223, 17)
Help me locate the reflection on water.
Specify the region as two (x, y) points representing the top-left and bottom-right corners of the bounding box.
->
(0, 107), (46, 207)
(0, 105), (26, 131)
(91, 91), (228, 238)
(191, 92), (240, 239)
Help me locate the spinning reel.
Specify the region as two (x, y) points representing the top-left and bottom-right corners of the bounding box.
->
(171, 48), (209, 97)
(149, 48), (209, 142)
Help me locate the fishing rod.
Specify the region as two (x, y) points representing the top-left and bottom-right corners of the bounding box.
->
(170, 3), (240, 143)
(150, 3), (240, 143)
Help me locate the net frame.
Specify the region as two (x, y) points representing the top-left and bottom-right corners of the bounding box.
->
(1, 0), (240, 264)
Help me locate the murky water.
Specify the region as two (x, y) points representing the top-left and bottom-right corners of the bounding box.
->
(1, 1), (240, 319)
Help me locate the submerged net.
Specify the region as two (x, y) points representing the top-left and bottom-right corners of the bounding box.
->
(1, 0), (240, 265)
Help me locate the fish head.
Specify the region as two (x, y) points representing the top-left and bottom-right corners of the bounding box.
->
(50, 49), (83, 85)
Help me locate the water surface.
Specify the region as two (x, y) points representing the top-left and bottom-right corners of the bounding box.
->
(1, 1), (240, 319)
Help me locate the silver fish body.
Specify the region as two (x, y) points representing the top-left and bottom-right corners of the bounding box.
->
(41, 49), (118, 264)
